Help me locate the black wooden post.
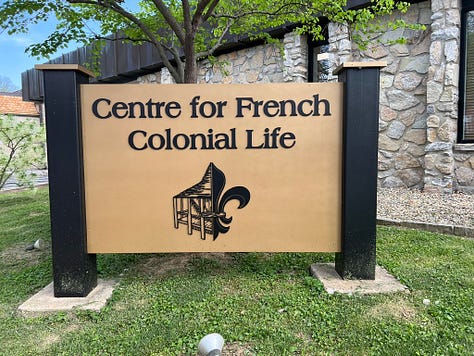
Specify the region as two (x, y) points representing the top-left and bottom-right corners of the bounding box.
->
(334, 62), (386, 280)
(36, 64), (97, 297)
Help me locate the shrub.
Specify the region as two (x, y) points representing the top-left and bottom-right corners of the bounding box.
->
(0, 114), (46, 189)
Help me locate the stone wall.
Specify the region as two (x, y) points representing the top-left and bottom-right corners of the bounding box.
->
(365, 2), (431, 189)
(137, 32), (308, 85)
(324, 0), (474, 193)
(325, 2), (431, 189)
(454, 144), (474, 193)
(197, 42), (285, 84)
(424, 0), (462, 193)
(136, 1), (474, 193)
(423, 0), (474, 194)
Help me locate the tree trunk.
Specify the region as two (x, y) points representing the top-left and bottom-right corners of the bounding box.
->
(184, 33), (198, 83)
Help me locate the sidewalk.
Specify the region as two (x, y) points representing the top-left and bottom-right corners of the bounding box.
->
(0, 169), (48, 192)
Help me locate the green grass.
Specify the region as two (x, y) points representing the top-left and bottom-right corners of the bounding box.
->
(1, 189), (473, 355)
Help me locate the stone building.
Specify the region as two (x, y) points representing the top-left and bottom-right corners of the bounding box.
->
(22, 0), (474, 193)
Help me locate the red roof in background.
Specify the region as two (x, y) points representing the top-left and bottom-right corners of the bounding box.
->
(0, 93), (39, 117)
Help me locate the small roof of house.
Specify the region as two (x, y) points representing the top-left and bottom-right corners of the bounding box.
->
(175, 163), (221, 199)
(0, 92), (39, 117)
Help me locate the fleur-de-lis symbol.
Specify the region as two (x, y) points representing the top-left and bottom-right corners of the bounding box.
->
(173, 163), (251, 240)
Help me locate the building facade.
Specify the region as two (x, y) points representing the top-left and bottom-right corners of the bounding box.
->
(134, 0), (474, 194)
(22, 0), (474, 193)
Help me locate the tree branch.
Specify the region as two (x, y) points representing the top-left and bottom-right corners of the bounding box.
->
(195, 19), (232, 58)
(202, 0), (220, 23)
(151, 0), (185, 44)
(211, 2), (302, 20)
(163, 44), (185, 80)
(193, 0), (213, 29)
(93, 35), (152, 44)
(0, 146), (16, 189)
(67, 0), (159, 44)
(1, 130), (13, 148)
(0, 169), (16, 189)
(162, 43), (183, 68)
(11, 135), (29, 151)
(67, 0), (182, 82)
(181, 0), (192, 34)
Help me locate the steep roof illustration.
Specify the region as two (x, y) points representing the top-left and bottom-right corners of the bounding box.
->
(173, 162), (250, 241)
(174, 162), (225, 205)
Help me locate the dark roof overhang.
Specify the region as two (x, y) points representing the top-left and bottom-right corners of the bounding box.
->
(21, 0), (426, 102)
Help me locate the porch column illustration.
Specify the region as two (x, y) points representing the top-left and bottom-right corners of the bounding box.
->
(173, 197), (179, 228)
(199, 199), (206, 240)
(187, 199), (193, 235)
(36, 64), (97, 297)
(334, 62), (386, 280)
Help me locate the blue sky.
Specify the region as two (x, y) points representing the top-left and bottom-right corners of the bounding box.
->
(0, 1), (140, 90)
(0, 21), (78, 90)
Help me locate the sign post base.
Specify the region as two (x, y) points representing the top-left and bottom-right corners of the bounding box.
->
(37, 64), (97, 297)
(334, 62), (386, 280)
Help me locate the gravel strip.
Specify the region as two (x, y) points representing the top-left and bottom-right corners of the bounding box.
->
(377, 188), (474, 229)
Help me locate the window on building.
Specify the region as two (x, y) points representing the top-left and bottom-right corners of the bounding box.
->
(309, 44), (330, 82)
(307, 26), (329, 83)
(460, 2), (474, 142)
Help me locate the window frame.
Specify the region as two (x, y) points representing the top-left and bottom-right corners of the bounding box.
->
(307, 34), (329, 83)
(458, 0), (474, 143)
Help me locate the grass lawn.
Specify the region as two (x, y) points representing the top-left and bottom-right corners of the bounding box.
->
(0, 188), (473, 355)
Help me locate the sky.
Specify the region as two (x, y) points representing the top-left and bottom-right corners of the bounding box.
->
(0, 21), (78, 91)
(0, 1), (140, 91)
(0, 22), (67, 89)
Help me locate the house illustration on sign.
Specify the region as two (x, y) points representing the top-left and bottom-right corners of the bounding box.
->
(173, 162), (251, 241)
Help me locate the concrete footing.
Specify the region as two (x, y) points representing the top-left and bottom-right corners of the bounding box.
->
(18, 279), (117, 316)
(310, 263), (408, 295)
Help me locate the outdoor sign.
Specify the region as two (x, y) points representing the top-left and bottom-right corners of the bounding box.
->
(37, 63), (383, 296)
(80, 83), (343, 253)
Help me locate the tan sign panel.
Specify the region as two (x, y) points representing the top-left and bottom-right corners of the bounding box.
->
(81, 83), (343, 253)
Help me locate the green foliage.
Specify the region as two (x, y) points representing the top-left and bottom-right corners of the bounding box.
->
(0, 114), (46, 189)
(0, 0), (423, 83)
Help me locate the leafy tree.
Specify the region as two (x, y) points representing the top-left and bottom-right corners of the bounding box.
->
(0, 115), (46, 190)
(0, 0), (421, 83)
